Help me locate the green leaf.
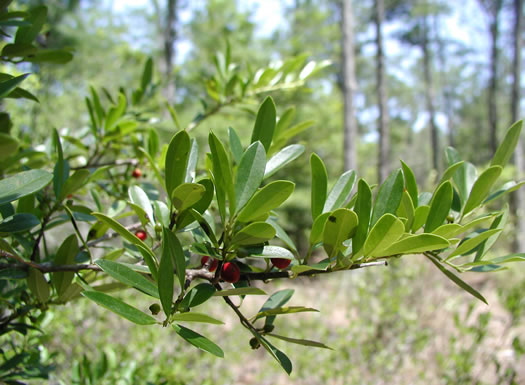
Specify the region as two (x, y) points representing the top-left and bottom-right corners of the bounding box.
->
(425, 181), (453, 233)
(15, 5), (46, 44)
(251, 96), (276, 152)
(264, 144), (305, 179)
(254, 333), (292, 375)
(322, 208), (358, 260)
(370, 169), (404, 226)
(0, 213), (39, 233)
(400, 160), (418, 206)
(463, 166), (502, 216)
(474, 206), (508, 261)
(378, 233), (449, 256)
(172, 324), (224, 357)
(230, 222), (276, 246)
(82, 291), (157, 325)
(310, 153), (327, 220)
(274, 107), (296, 140)
(0, 169), (53, 206)
(228, 126), (243, 164)
(0, 73), (29, 98)
(267, 333), (333, 350)
(362, 214), (404, 257)
(213, 287), (267, 296)
(446, 229), (502, 260)
(154, 201), (170, 227)
(439, 161), (464, 185)
(159, 228), (175, 317)
(0, 133), (19, 160)
(235, 141), (266, 213)
(240, 245), (294, 260)
(352, 179), (372, 254)
(129, 186), (154, 224)
(162, 226), (186, 289)
(254, 306), (318, 320)
(96, 260), (159, 298)
(483, 181), (525, 204)
(259, 289), (294, 313)
(6, 86), (39, 102)
(185, 138), (199, 183)
(432, 223), (464, 238)
(170, 312), (223, 324)
(60, 169), (90, 200)
(291, 261), (329, 274)
(165, 130), (191, 203)
(105, 93), (127, 131)
(398, 191), (415, 231)
(266, 218), (298, 254)
(209, 132), (234, 221)
(309, 212), (331, 246)
(426, 256), (487, 304)
(491, 120), (522, 168)
(323, 170), (356, 212)
(180, 283), (216, 308)
(25, 49), (73, 64)
(140, 57), (153, 91)
(411, 205), (430, 232)
(188, 209), (218, 246)
(171, 183), (206, 212)
(27, 267), (49, 303)
(237, 181), (295, 223)
(53, 129), (68, 199)
(91, 213), (153, 252)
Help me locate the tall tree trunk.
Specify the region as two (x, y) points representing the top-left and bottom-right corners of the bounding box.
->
(375, 0), (389, 182)
(152, 0), (177, 105)
(421, 14), (439, 172)
(511, 0), (524, 252)
(341, 0), (358, 172)
(487, 0), (503, 155)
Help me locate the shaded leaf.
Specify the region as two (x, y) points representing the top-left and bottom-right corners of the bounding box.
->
(173, 324), (224, 357)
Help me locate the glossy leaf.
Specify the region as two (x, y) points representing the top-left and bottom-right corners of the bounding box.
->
(463, 166), (502, 216)
(209, 132), (234, 220)
(171, 312), (223, 324)
(446, 229), (502, 260)
(250, 96), (276, 152)
(163, 227), (186, 289)
(185, 138), (199, 183)
(400, 160), (418, 206)
(0, 169), (53, 206)
(411, 205), (430, 232)
(362, 214), (404, 257)
(0, 213), (39, 233)
(213, 287), (267, 296)
(484, 181), (525, 204)
(159, 227), (175, 317)
(259, 289), (294, 313)
(426, 256), (487, 304)
(60, 169), (90, 200)
(370, 169), (404, 226)
(378, 233), (449, 256)
(352, 179), (372, 254)
(241, 245), (294, 260)
(235, 141), (266, 213)
(237, 180), (295, 223)
(255, 333), (292, 375)
(474, 206), (508, 261)
(439, 161), (465, 186)
(491, 120), (522, 168)
(264, 144), (304, 179)
(129, 186), (154, 224)
(50, 235), (77, 296)
(96, 260), (159, 298)
(323, 170), (356, 213)
(228, 126), (243, 164)
(165, 130), (191, 202)
(310, 153), (327, 220)
(171, 183), (206, 212)
(266, 218), (298, 254)
(180, 283), (216, 308)
(82, 291), (157, 325)
(425, 181), (453, 232)
(173, 324), (224, 357)
(322, 208), (358, 260)
(230, 222), (276, 246)
(309, 212), (331, 246)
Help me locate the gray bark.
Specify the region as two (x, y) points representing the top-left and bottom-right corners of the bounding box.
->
(341, 0), (358, 172)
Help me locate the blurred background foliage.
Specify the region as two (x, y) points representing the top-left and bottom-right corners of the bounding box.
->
(1, 0), (525, 383)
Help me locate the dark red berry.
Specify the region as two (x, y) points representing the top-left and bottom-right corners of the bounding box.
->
(221, 262), (240, 283)
(201, 256), (218, 272)
(132, 168), (142, 178)
(271, 258), (291, 269)
(135, 230), (147, 241)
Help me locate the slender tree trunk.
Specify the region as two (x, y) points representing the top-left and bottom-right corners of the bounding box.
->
(488, 1), (502, 155)
(375, 0), (389, 182)
(341, 0), (358, 172)
(421, 15), (439, 172)
(511, 0), (524, 251)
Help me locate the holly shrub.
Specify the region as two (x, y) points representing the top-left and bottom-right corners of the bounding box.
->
(1, 4), (524, 381)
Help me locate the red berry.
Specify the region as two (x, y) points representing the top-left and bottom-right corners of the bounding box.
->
(132, 168), (142, 178)
(135, 230), (147, 241)
(201, 256), (218, 272)
(271, 258), (291, 269)
(221, 262), (240, 283)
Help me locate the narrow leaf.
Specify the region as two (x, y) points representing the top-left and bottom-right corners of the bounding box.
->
(237, 181), (295, 223)
(425, 181), (453, 232)
(173, 324), (224, 357)
(370, 169), (404, 226)
(251, 96), (276, 152)
(235, 141), (266, 213)
(96, 260), (159, 298)
(310, 153), (327, 220)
